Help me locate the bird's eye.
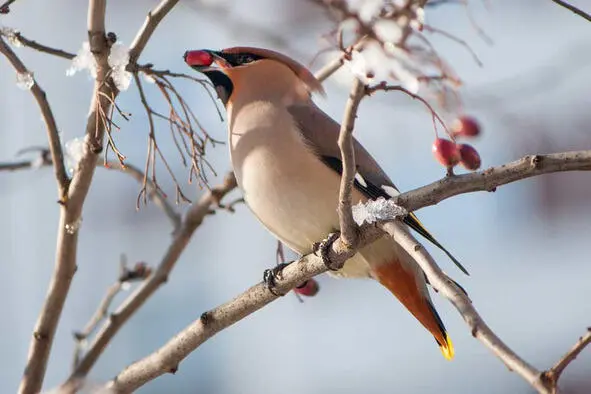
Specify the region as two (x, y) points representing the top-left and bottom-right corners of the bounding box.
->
(238, 54), (255, 64)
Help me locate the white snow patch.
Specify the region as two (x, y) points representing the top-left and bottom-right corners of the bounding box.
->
(16, 71), (34, 90)
(108, 43), (132, 91)
(352, 197), (407, 225)
(66, 42), (97, 78)
(1, 26), (22, 47)
(373, 19), (402, 43)
(65, 137), (85, 175)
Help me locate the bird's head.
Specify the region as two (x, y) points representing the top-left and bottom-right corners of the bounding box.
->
(183, 46), (324, 105)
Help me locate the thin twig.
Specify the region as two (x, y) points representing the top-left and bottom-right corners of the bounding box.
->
(0, 0), (17, 13)
(9, 32), (75, 59)
(550, 0), (591, 22)
(105, 150), (591, 393)
(72, 256), (152, 369)
(128, 0), (180, 63)
(541, 328), (591, 393)
(65, 173), (237, 383)
(365, 83), (450, 135)
(0, 37), (69, 199)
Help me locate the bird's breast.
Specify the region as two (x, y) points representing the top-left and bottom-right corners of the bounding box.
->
(228, 101), (341, 254)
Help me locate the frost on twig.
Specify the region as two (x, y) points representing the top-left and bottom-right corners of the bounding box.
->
(16, 71), (34, 90)
(108, 43), (132, 91)
(351, 197), (407, 225)
(66, 42), (97, 78)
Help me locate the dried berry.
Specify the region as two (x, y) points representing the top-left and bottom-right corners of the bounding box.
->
(458, 144), (481, 170)
(452, 116), (481, 138)
(294, 279), (319, 297)
(432, 138), (460, 167)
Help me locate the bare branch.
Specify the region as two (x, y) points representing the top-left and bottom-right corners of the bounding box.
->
(541, 328), (591, 393)
(18, 0), (180, 391)
(550, 0), (591, 22)
(0, 151), (181, 230)
(365, 83), (450, 135)
(336, 77), (365, 249)
(105, 150), (591, 393)
(381, 223), (549, 393)
(66, 173), (237, 383)
(6, 32), (75, 59)
(72, 256), (152, 369)
(0, 37), (69, 198)
(17, 0), (111, 390)
(128, 0), (180, 63)
(0, 0), (16, 13)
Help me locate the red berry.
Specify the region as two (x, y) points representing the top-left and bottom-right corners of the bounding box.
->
(184, 50), (213, 67)
(294, 279), (319, 297)
(432, 138), (460, 167)
(452, 116), (481, 138)
(0, 5), (9, 14)
(458, 144), (481, 170)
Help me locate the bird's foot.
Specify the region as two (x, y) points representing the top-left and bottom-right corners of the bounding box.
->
(263, 262), (291, 296)
(313, 232), (341, 271)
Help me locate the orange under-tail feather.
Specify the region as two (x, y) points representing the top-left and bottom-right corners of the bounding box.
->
(373, 261), (454, 360)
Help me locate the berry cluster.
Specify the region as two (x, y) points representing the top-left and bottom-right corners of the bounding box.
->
(432, 116), (481, 171)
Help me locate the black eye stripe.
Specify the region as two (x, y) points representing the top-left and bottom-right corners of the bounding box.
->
(223, 52), (263, 66)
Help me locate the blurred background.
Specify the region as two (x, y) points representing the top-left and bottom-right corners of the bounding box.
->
(1, 0), (590, 393)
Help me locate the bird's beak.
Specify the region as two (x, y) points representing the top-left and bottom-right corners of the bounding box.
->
(184, 49), (231, 73)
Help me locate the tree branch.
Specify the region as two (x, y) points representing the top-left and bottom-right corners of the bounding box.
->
(66, 173), (237, 383)
(0, 36), (69, 198)
(72, 256), (152, 369)
(18, 0), (180, 391)
(105, 150), (591, 393)
(128, 0), (180, 64)
(336, 77), (365, 249)
(381, 222), (549, 392)
(550, 0), (591, 22)
(541, 328), (591, 393)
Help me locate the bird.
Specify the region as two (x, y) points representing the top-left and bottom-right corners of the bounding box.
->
(184, 46), (467, 360)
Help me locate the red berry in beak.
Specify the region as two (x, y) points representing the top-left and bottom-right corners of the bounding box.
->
(451, 116), (481, 138)
(184, 50), (214, 67)
(432, 138), (460, 167)
(458, 144), (481, 170)
(294, 279), (319, 297)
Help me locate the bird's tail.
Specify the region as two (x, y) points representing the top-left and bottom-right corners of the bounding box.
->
(372, 257), (454, 360)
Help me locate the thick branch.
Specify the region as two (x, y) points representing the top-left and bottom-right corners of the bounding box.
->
(336, 77), (365, 249)
(17, 2), (111, 391)
(391, 151), (591, 212)
(0, 37), (69, 198)
(106, 150), (591, 393)
(67, 173), (237, 382)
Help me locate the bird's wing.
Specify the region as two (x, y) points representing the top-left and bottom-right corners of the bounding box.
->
(287, 102), (469, 276)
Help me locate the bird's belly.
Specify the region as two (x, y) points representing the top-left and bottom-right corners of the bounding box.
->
(238, 144), (342, 254)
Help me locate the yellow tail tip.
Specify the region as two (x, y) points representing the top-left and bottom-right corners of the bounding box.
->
(439, 333), (455, 360)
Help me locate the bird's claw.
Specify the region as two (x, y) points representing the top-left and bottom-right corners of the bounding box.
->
(314, 232), (341, 271)
(263, 262), (291, 296)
